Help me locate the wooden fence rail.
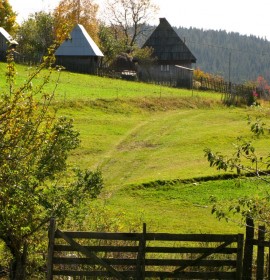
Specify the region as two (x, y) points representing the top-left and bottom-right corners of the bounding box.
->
(47, 218), (244, 279)
(196, 77), (265, 106)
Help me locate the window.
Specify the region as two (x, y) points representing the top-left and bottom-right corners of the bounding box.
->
(161, 65), (170, 72)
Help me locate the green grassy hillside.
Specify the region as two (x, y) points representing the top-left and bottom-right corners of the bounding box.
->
(1, 62), (269, 234)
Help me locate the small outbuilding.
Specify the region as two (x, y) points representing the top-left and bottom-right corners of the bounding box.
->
(139, 18), (196, 88)
(55, 24), (103, 74)
(0, 27), (18, 61)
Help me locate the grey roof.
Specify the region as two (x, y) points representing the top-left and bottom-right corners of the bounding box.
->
(143, 18), (196, 63)
(55, 24), (103, 57)
(0, 27), (18, 45)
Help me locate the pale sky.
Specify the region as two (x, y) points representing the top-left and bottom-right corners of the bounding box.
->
(8, 0), (270, 41)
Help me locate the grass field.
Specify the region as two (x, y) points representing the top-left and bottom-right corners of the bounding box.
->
(1, 62), (270, 234)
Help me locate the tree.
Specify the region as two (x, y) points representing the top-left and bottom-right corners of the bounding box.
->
(256, 75), (270, 99)
(204, 115), (270, 227)
(0, 50), (103, 279)
(53, 0), (99, 44)
(104, 0), (159, 49)
(132, 46), (156, 79)
(98, 24), (127, 65)
(0, 0), (17, 34)
(16, 12), (55, 60)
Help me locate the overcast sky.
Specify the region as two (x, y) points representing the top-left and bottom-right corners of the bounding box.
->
(9, 0), (270, 41)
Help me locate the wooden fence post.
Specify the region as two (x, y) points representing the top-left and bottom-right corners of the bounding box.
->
(243, 217), (254, 280)
(47, 217), (56, 280)
(256, 225), (266, 280)
(136, 223), (146, 280)
(236, 234), (244, 280)
(268, 246), (270, 280)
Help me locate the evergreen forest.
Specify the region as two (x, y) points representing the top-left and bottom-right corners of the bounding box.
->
(175, 26), (270, 84)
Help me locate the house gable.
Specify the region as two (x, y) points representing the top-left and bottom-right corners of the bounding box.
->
(55, 24), (103, 57)
(143, 18), (196, 64)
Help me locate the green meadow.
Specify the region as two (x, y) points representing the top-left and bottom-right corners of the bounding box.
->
(1, 62), (270, 234)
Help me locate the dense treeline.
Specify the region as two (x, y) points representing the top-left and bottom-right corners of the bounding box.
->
(174, 27), (270, 83)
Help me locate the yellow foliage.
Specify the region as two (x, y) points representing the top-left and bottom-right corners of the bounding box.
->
(194, 67), (225, 83)
(53, 0), (100, 45)
(0, 0), (17, 34)
(193, 68), (210, 80)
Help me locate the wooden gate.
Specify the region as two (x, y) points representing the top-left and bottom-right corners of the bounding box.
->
(47, 218), (244, 279)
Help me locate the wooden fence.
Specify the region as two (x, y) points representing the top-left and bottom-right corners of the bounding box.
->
(47, 218), (244, 279)
(196, 77), (264, 106)
(242, 218), (270, 280)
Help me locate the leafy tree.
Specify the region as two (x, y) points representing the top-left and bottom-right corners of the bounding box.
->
(204, 115), (270, 227)
(0, 50), (103, 279)
(132, 46), (156, 78)
(98, 24), (127, 65)
(16, 12), (55, 60)
(133, 46), (155, 64)
(0, 0), (17, 33)
(53, 0), (99, 44)
(104, 0), (159, 49)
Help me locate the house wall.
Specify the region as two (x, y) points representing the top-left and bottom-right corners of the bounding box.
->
(138, 63), (193, 88)
(0, 33), (8, 61)
(55, 56), (102, 74)
(0, 33), (8, 51)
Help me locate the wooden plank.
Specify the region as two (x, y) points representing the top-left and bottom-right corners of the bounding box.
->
(55, 229), (125, 280)
(53, 244), (139, 252)
(236, 233), (244, 280)
(145, 233), (239, 242)
(251, 239), (270, 247)
(55, 231), (141, 240)
(52, 270), (136, 277)
(145, 259), (236, 267)
(56, 231), (240, 242)
(243, 217), (254, 280)
(268, 247), (270, 280)
(53, 244), (237, 254)
(146, 246), (237, 254)
(256, 225), (266, 280)
(46, 218), (56, 280)
(145, 271), (236, 279)
(53, 257), (137, 266)
(52, 257), (236, 267)
(136, 223), (146, 279)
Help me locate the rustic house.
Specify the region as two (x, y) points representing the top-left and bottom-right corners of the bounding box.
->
(138, 18), (196, 88)
(55, 24), (103, 74)
(0, 27), (18, 61)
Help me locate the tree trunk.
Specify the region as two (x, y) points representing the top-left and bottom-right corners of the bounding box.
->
(9, 243), (28, 280)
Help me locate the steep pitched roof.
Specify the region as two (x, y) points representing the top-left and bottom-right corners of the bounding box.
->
(55, 24), (103, 57)
(143, 18), (196, 63)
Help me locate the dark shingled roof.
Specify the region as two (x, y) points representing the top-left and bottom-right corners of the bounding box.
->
(143, 18), (196, 64)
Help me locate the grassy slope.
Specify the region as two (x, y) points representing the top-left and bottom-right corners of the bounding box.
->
(65, 104), (268, 234)
(1, 62), (270, 234)
(65, 102), (268, 188)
